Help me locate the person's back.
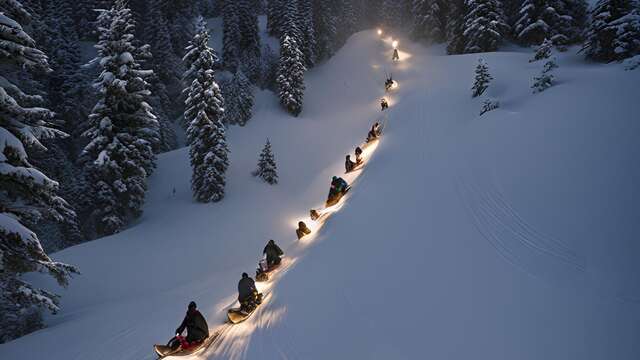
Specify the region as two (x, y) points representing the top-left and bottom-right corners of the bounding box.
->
(345, 155), (356, 172)
(355, 147), (363, 164)
(338, 177), (348, 191)
(176, 302), (209, 344)
(263, 240), (283, 265)
(238, 273), (256, 302)
(381, 98), (388, 111)
(296, 221), (311, 239)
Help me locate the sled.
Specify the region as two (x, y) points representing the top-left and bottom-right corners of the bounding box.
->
(153, 332), (220, 359)
(326, 186), (351, 207)
(345, 163), (364, 174)
(256, 261), (281, 282)
(227, 293), (263, 324)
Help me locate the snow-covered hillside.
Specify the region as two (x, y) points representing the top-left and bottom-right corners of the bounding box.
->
(1, 29), (639, 360)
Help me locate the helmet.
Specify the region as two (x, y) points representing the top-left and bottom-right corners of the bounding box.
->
(332, 176), (337, 181)
(188, 301), (197, 309)
(242, 272), (249, 278)
(346, 155), (350, 160)
(298, 221), (305, 227)
(269, 239), (275, 245)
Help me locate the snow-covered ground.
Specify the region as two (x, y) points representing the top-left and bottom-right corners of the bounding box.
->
(1, 27), (639, 360)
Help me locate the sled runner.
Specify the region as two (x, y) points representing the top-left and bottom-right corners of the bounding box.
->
(153, 332), (220, 359)
(227, 293), (264, 324)
(256, 259), (281, 282)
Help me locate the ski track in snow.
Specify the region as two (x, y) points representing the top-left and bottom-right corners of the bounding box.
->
(454, 167), (640, 304)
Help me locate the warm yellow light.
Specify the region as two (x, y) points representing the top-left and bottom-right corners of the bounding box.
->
(377, 29), (382, 36)
(392, 40), (398, 49)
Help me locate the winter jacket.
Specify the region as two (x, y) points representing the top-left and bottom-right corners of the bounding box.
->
(176, 309), (209, 342)
(331, 178), (349, 194)
(263, 243), (284, 264)
(296, 225), (311, 239)
(345, 158), (356, 172)
(238, 277), (257, 302)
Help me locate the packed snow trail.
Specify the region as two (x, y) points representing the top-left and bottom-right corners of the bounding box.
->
(1, 29), (639, 360)
(203, 33), (640, 360)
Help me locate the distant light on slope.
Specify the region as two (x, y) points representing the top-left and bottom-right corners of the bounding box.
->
(377, 29), (382, 36)
(392, 40), (398, 49)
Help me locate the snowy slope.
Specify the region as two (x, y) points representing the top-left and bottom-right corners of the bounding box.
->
(221, 34), (640, 360)
(1, 29), (639, 360)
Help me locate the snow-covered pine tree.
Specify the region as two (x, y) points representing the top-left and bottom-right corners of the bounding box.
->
(412, 0), (448, 43)
(183, 25), (223, 127)
(582, 0), (640, 62)
(277, 35), (307, 116)
(446, 0), (468, 54)
(36, 0), (88, 131)
(224, 70), (254, 126)
(185, 70), (228, 202)
(561, 0), (590, 44)
(74, 0), (110, 40)
(515, 0), (588, 46)
(184, 17), (221, 94)
(222, 0), (241, 71)
(336, 0), (358, 44)
(253, 139), (278, 185)
(0, 0), (78, 343)
(182, 15), (228, 202)
(260, 43), (279, 90)
(144, 0), (181, 88)
(480, 98), (500, 115)
(530, 38), (554, 62)
(237, 0), (262, 82)
(267, 0), (285, 36)
(472, 58), (493, 97)
(164, 0), (196, 58)
(462, 0), (510, 53)
(298, 0), (318, 68)
(501, 0), (521, 28)
(532, 57), (558, 92)
(314, 0), (338, 61)
(532, 69), (554, 92)
(81, 0), (160, 236)
(382, 0), (406, 28)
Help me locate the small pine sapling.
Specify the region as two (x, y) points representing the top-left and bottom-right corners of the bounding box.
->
(480, 98), (500, 115)
(253, 139), (278, 185)
(529, 38), (553, 63)
(472, 58), (493, 97)
(532, 57), (558, 93)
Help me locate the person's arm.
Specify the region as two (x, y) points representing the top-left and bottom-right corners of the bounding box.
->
(176, 314), (187, 335)
(276, 245), (284, 256)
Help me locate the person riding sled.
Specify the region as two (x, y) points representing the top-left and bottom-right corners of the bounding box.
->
(256, 240), (284, 281)
(380, 98), (389, 111)
(327, 176), (349, 206)
(345, 155), (357, 173)
(385, 76), (394, 91)
(167, 301), (209, 351)
(367, 122), (382, 142)
(355, 147), (363, 165)
(392, 48), (400, 61)
(263, 239), (284, 267)
(238, 272), (262, 314)
(296, 221), (312, 239)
